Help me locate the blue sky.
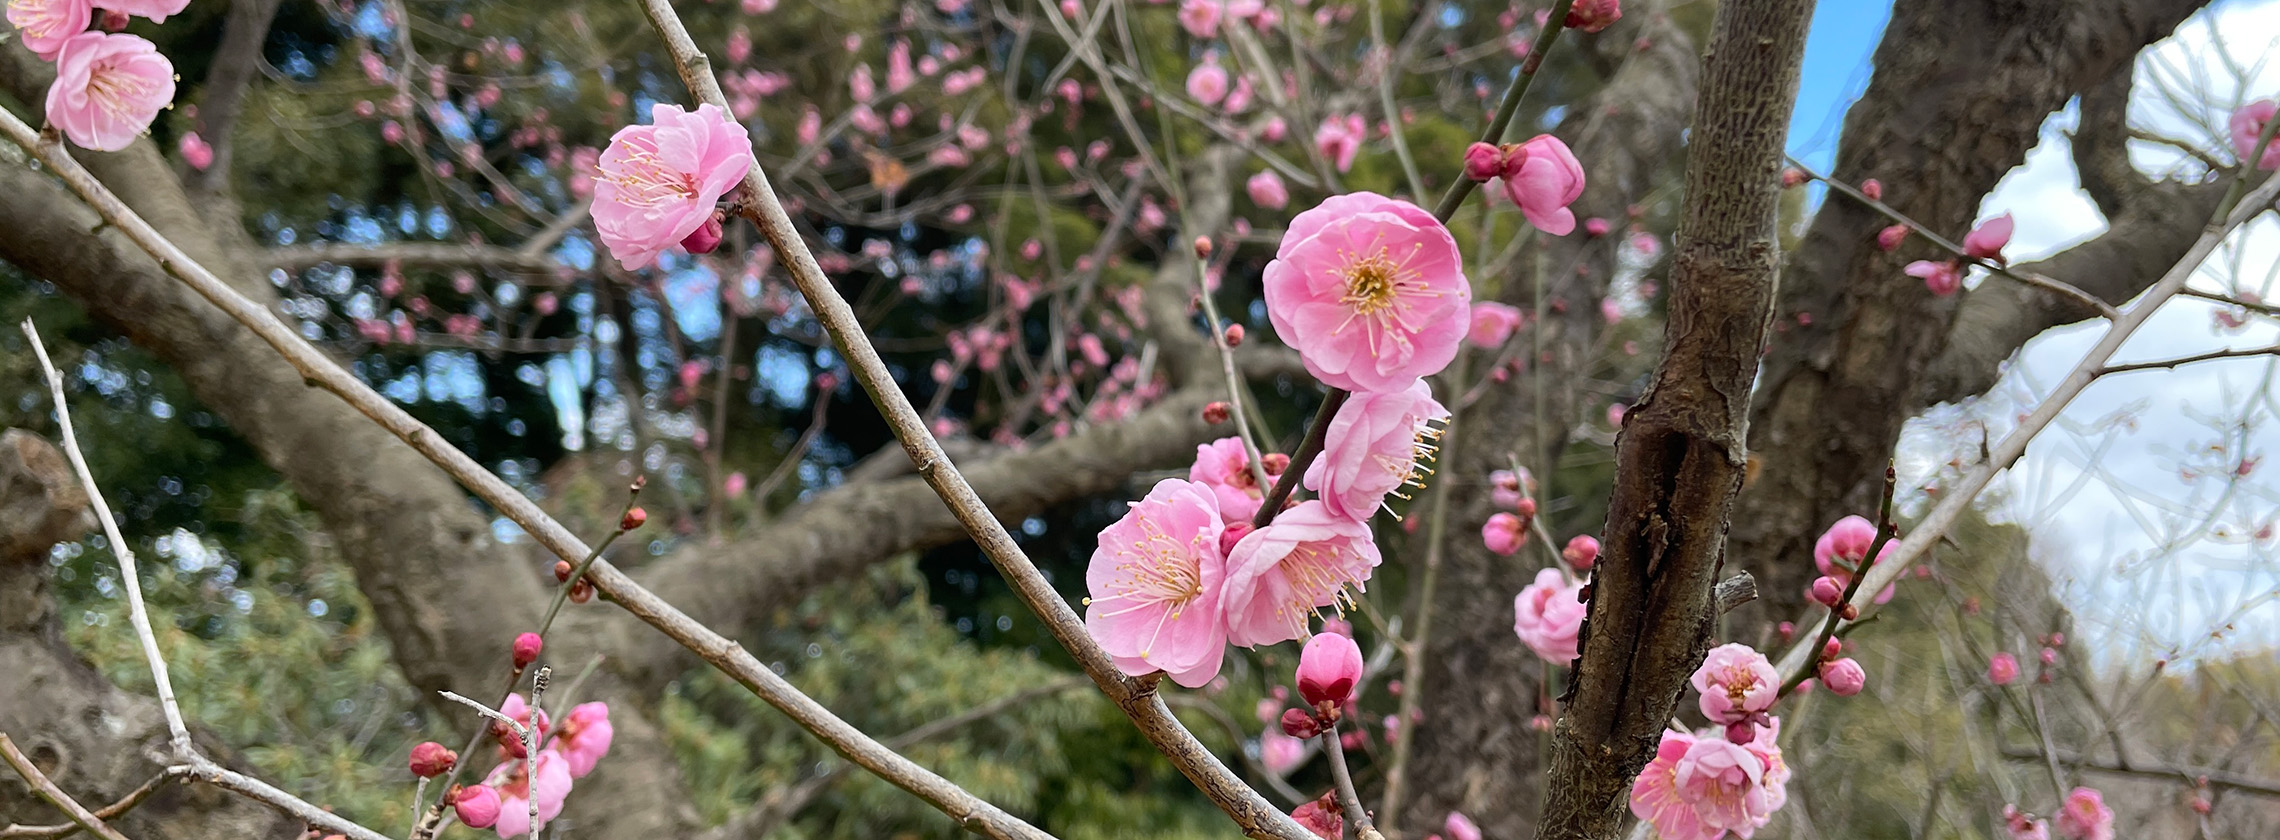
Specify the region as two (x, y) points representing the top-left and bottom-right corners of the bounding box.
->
(1787, 1), (1894, 171)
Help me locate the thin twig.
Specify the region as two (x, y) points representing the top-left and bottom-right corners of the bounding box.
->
(1779, 465), (1897, 697)
(0, 734), (134, 840)
(2098, 344), (2280, 375)
(0, 768), (183, 839)
(1318, 725), (1384, 840)
(20, 322), (191, 759)
(169, 756), (391, 840)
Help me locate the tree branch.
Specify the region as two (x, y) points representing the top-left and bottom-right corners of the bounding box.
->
(1998, 746), (2280, 798)
(264, 242), (562, 277)
(0, 735), (132, 840)
(184, 0), (283, 199)
(1536, 2), (1812, 838)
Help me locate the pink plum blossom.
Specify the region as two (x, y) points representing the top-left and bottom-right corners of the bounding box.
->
(1314, 114), (1365, 172)
(1819, 657), (1866, 696)
(1907, 259), (1962, 296)
(1563, 0), (1621, 32)
(45, 32), (174, 152)
(1262, 193), (1471, 392)
(1500, 135), (1586, 235)
(455, 784), (503, 828)
(1513, 567), (1585, 664)
(484, 749), (573, 838)
(1482, 512), (1524, 555)
(1222, 501), (1382, 647)
(1302, 380), (1450, 520)
(1260, 728), (1306, 773)
(593, 104), (754, 270)
(1292, 794), (1343, 840)
(1467, 301), (1523, 348)
(7, 0), (91, 60)
(90, 0), (188, 23)
(1631, 729), (1713, 840)
(1989, 652), (2020, 685)
(1444, 812), (1481, 840)
(552, 702), (613, 777)
(1189, 436), (1266, 522)
(178, 131), (214, 170)
(2231, 100), (2280, 170)
(1177, 0), (1222, 37)
(1876, 223), (1910, 251)
(2004, 806), (2052, 840)
(1186, 58), (1230, 105)
(1690, 643), (1777, 725)
(1247, 170), (1289, 209)
(2054, 787), (2113, 840)
(1813, 515), (1897, 603)
(1562, 534), (1600, 570)
(1963, 213), (2014, 264)
(1083, 478), (1229, 687)
(1295, 630), (1363, 706)
(1674, 737), (1773, 835)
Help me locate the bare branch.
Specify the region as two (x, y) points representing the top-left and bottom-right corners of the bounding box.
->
(265, 242), (562, 276)
(0, 769), (183, 840)
(0, 735), (133, 840)
(1999, 747), (2280, 798)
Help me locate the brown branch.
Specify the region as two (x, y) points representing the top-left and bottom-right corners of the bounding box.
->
(0, 769), (182, 839)
(0, 108), (1057, 840)
(1998, 746), (2280, 798)
(0, 735), (133, 840)
(1536, 1), (1813, 838)
(2099, 344), (2280, 375)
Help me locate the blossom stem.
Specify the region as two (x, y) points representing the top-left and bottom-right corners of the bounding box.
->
(1194, 241), (1274, 491)
(1319, 724), (1386, 840)
(1777, 463), (1897, 698)
(1429, 0), (1576, 222)
(1250, 389), (1349, 529)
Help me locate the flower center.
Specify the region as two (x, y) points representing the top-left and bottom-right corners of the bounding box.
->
(599, 138), (700, 209)
(1083, 517), (1207, 657)
(1326, 237), (1441, 352)
(1341, 256), (1400, 315)
(8, 0), (70, 38)
(86, 60), (161, 123)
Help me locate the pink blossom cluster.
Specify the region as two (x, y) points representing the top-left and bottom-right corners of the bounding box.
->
(1904, 213), (2011, 297)
(591, 103), (755, 270)
(443, 691), (615, 838)
(8, 0), (183, 151)
(1462, 137), (1587, 234)
(1629, 719), (1791, 840)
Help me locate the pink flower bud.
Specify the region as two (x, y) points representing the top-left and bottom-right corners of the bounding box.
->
(1561, 0), (1620, 32)
(1858, 178), (1883, 201)
(1988, 652), (2020, 685)
(1963, 213), (2014, 264)
(1218, 521), (1254, 557)
(1781, 168), (1806, 188)
(1820, 657), (1866, 696)
(553, 560), (574, 582)
(1202, 401), (1232, 425)
(408, 741), (457, 778)
(1223, 323), (1245, 346)
(1810, 575), (1844, 607)
(2048, 632), (2065, 647)
(1821, 637), (1844, 661)
(681, 212), (725, 255)
(454, 784), (503, 828)
(512, 632), (543, 668)
(1482, 512), (1525, 556)
(1876, 224), (1909, 251)
(1279, 707), (1321, 738)
(2039, 646), (2057, 665)
(620, 506), (648, 531)
(1193, 235), (1214, 259)
(1583, 217), (1611, 237)
(1296, 631), (1363, 708)
(1261, 452), (1291, 476)
(1724, 720), (1757, 745)
(1561, 535), (1600, 570)
(1462, 142), (1503, 182)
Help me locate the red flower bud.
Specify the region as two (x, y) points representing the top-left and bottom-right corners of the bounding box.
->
(620, 506), (648, 531)
(553, 560), (574, 582)
(1279, 707), (1321, 739)
(408, 741), (457, 778)
(1462, 142), (1503, 182)
(512, 632), (543, 668)
(1724, 720), (1757, 745)
(1223, 323), (1245, 347)
(1840, 603), (1860, 621)
(681, 212), (725, 255)
(1261, 452), (1290, 476)
(568, 579), (595, 604)
(1193, 235), (1214, 259)
(1858, 178), (1884, 201)
(454, 785), (502, 829)
(1876, 224), (1909, 251)
(1202, 402), (1232, 425)
(1562, 0), (1621, 32)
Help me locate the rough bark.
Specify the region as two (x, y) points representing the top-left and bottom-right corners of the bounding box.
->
(0, 430), (292, 837)
(1726, 0), (2215, 634)
(1394, 10), (1700, 837)
(1536, 0), (1811, 837)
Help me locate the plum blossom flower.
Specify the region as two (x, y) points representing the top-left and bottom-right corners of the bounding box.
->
(1631, 729), (1713, 840)
(1189, 437), (1266, 522)
(1674, 737), (1773, 835)
(552, 702), (613, 777)
(485, 749), (573, 838)
(1813, 515), (1897, 603)
(1988, 652), (2020, 685)
(92, 0), (189, 22)
(7, 0), (91, 60)
(1500, 135), (1585, 235)
(2053, 787), (2113, 840)
(1562, 0), (1620, 32)
(1177, 0), (1222, 37)
(1083, 478), (1229, 687)
(1467, 301), (1523, 348)
(1260, 728), (1307, 773)
(1482, 512), (1524, 555)
(1292, 793), (1343, 840)
(1690, 643), (1777, 726)
(593, 104), (754, 270)
(2004, 805), (2052, 840)
(1222, 501), (1382, 647)
(1186, 57), (1230, 105)
(1262, 193), (1471, 392)
(1907, 259), (1962, 296)
(1819, 657), (1866, 696)
(1247, 170), (1289, 209)
(1562, 535), (1600, 569)
(1314, 114), (1365, 172)
(45, 32), (174, 152)
(1302, 381), (1450, 520)
(2229, 100), (2279, 171)
(1513, 567), (1585, 664)
(1295, 630), (1363, 706)
(1963, 213), (2014, 264)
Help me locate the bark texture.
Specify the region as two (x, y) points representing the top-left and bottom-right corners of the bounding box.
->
(1536, 0), (1811, 838)
(1727, 0), (2216, 633)
(0, 430), (292, 837)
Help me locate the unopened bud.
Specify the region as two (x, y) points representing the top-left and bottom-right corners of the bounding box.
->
(1822, 638), (1844, 661)
(1810, 576), (1844, 607)
(1202, 401), (1232, 425)
(1462, 142), (1503, 182)
(553, 560), (574, 582)
(1514, 497), (1538, 517)
(1193, 236), (1213, 259)
(1840, 603), (1860, 621)
(1261, 452), (1290, 476)
(98, 9), (129, 30)
(620, 506), (648, 531)
(1781, 168), (1806, 188)
(1223, 323), (1245, 346)
(1723, 721), (1756, 745)
(1776, 621), (1796, 641)
(1279, 707), (1321, 739)
(408, 741), (457, 778)
(512, 632), (543, 669)
(1876, 224), (1909, 251)
(1859, 179), (1884, 201)
(681, 212), (726, 255)
(2191, 797), (2212, 815)
(568, 579), (595, 604)
(454, 785), (502, 829)
(1561, 535), (1600, 570)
